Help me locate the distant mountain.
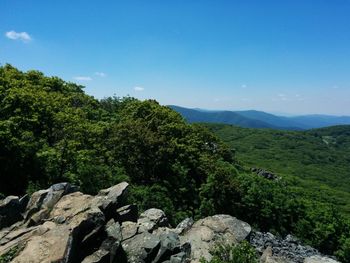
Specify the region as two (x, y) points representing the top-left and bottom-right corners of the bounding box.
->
(169, 105), (276, 129)
(289, 115), (350, 129)
(169, 105), (350, 130)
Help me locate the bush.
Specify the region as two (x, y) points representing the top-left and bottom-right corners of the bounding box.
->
(200, 241), (258, 263)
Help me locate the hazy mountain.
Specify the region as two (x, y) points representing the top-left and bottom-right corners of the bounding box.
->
(169, 105), (350, 130)
(169, 105), (276, 129)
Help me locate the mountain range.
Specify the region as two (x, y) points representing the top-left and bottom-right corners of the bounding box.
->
(169, 105), (350, 130)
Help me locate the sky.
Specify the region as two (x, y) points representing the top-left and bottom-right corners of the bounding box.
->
(1, 0), (350, 115)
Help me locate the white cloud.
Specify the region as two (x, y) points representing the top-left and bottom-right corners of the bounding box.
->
(73, 76), (92, 81)
(5, 31), (31, 42)
(241, 84), (247, 88)
(95, 72), (106, 77)
(134, 86), (144, 91)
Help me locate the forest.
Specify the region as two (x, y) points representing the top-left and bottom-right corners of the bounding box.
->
(0, 65), (349, 262)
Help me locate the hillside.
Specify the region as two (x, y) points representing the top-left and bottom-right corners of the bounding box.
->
(0, 65), (349, 262)
(170, 105), (350, 130)
(203, 123), (350, 215)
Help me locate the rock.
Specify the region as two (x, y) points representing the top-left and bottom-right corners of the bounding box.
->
(18, 195), (29, 212)
(0, 196), (24, 229)
(180, 214), (251, 262)
(24, 183), (78, 226)
(251, 168), (278, 180)
(170, 251), (190, 263)
(81, 249), (110, 263)
(250, 231), (324, 263)
(121, 221), (138, 241)
(122, 232), (161, 263)
(97, 182), (129, 220)
(0, 182), (339, 263)
(116, 204), (138, 222)
(24, 189), (49, 221)
(260, 246), (288, 263)
(42, 182), (78, 209)
(153, 232), (182, 262)
(175, 217), (194, 235)
(137, 208), (169, 233)
(9, 192), (106, 263)
(304, 255), (340, 263)
(26, 207), (50, 227)
(82, 219), (125, 263)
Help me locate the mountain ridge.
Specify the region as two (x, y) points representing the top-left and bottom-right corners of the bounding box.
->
(169, 105), (350, 130)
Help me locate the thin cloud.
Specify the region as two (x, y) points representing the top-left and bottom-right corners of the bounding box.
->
(134, 86), (144, 91)
(73, 76), (92, 81)
(241, 84), (247, 88)
(95, 72), (106, 77)
(5, 31), (32, 42)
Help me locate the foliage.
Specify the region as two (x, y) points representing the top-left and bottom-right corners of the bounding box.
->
(200, 241), (258, 263)
(0, 245), (22, 263)
(202, 123), (350, 215)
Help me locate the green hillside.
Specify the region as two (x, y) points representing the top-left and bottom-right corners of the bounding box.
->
(203, 123), (350, 215)
(0, 65), (349, 261)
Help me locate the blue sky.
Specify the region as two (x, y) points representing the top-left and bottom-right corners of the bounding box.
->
(1, 0), (350, 115)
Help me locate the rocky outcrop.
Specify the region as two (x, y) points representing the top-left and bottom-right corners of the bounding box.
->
(0, 182), (341, 263)
(0, 182), (191, 263)
(251, 167), (278, 180)
(180, 215), (251, 262)
(0, 195), (28, 229)
(250, 231), (339, 263)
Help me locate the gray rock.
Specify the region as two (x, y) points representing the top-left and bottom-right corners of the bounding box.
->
(0, 196), (24, 229)
(82, 219), (124, 263)
(18, 195), (29, 212)
(170, 252), (189, 263)
(24, 183), (78, 227)
(138, 208), (169, 233)
(153, 232), (181, 262)
(180, 214), (251, 262)
(122, 232), (161, 263)
(175, 218), (194, 235)
(304, 255), (340, 263)
(97, 182), (129, 220)
(116, 204), (138, 222)
(250, 231), (324, 263)
(121, 221), (138, 241)
(24, 189), (49, 221)
(81, 249), (110, 263)
(42, 182), (78, 209)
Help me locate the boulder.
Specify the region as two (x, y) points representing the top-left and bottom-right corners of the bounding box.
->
(250, 231), (322, 263)
(97, 182), (129, 220)
(121, 221), (138, 241)
(24, 189), (49, 221)
(0, 196), (24, 229)
(260, 246), (289, 263)
(122, 232), (161, 263)
(304, 256), (340, 263)
(7, 192), (106, 263)
(180, 214), (251, 262)
(175, 217), (194, 235)
(137, 208), (169, 233)
(116, 204), (138, 222)
(42, 182), (78, 209)
(153, 232), (182, 262)
(82, 219), (125, 263)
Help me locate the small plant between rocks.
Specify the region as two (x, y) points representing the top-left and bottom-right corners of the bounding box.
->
(200, 241), (258, 263)
(0, 245), (23, 263)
